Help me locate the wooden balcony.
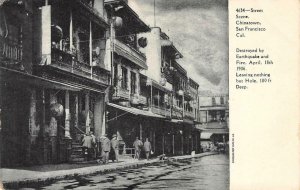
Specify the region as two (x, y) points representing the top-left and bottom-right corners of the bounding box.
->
(171, 106), (183, 120)
(184, 111), (195, 121)
(113, 39), (147, 69)
(51, 48), (110, 85)
(139, 94), (148, 105)
(131, 94), (148, 105)
(113, 87), (130, 101)
(151, 106), (171, 118)
(0, 37), (22, 67)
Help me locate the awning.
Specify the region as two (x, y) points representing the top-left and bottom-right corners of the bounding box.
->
(201, 132), (213, 139)
(0, 67), (103, 93)
(198, 128), (229, 134)
(107, 103), (165, 119)
(0, 67), (80, 91)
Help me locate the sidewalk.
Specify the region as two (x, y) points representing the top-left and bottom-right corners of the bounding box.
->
(1, 152), (217, 189)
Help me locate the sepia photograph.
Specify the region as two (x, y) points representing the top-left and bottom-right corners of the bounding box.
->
(0, 0), (229, 189)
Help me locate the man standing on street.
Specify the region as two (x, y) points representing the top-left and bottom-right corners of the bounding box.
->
(133, 137), (143, 160)
(101, 134), (111, 164)
(143, 138), (152, 160)
(111, 134), (119, 162)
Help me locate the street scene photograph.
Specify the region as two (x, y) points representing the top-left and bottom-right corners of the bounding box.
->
(0, 0), (229, 189)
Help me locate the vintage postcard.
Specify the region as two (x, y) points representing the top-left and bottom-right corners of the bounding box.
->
(0, 0), (298, 189)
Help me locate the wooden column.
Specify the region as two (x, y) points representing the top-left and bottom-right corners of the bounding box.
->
(94, 93), (104, 140)
(127, 67), (131, 94)
(69, 9), (73, 49)
(74, 93), (79, 132)
(65, 91), (71, 139)
(162, 128), (165, 154)
(49, 91), (58, 163)
(153, 130), (156, 153)
(89, 21), (93, 78)
(172, 133), (175, 155)
(85, 92), (90, 133)
(139, 121), (143, 140)
(136, 72), (140, 95)
(181, 128), (184, 155)
(117, 63), (122, 88)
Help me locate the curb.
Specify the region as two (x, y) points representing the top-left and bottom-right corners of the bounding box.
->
(2, 152), (218, 189)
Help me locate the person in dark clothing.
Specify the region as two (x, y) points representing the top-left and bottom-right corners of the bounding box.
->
(143, 138), (152, 160)
(133, 137), (143, 160)
(101, 134), (111, 164)
(111, 134), (119, 162)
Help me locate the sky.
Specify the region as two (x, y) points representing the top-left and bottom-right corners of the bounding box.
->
(128, 0), (228, 95)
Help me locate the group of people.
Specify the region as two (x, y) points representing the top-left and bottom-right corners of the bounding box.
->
(81, 132), (119, 164)
(133, 137), (152, 160)
(81, 134), (153, 163)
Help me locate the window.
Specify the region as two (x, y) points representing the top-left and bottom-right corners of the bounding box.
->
(131, 72), (136, 94)
(220, 97), (224, 105)
(212, 97), (216, 106)
(121, 67), (128, 89)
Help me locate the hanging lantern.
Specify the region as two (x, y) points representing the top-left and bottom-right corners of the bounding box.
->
(118, 75), (123, 81)
(164, 94), (169, 103)
(113, 16), (123, 29)
(138, 37), (147, 48)
(51, 24), (63, 43)
(178, 90), (184, 96)
(146, 78), (152, 86)
(160, 77), (166, 86)
(50, 103), (64, 117)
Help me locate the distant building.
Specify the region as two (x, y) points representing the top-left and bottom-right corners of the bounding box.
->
(197, 94), (229, 144)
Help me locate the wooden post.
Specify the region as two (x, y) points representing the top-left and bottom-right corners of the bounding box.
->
(157, 90), (160, 108)
(65, 91), (71, 139)
(153, 130), (156, 153)
(85, 92), (90, 133)
(69, 10), (73, 50)
(162, 134), (165, 154)
(127, 67), (131, 94)
(136, 72), (140, 95)
(139, 121), (142, 140)
(172, 133), (175, 155)
(150, 84), (153, 111)
(74, 93), (79, 132)
(181, 128), (184, 155)
(89, 21), (93, 78)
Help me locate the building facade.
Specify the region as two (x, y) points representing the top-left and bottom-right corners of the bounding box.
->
(1, 0), (203, 167)
(198, 94), (229, 145)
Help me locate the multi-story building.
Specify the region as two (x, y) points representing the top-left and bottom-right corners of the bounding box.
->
(198, 94), (229, 144)
(139, 27), (201, 156)
(1, 0), (111, 166)
(104, 0), (158, 157)
(0, 0), (203, 166)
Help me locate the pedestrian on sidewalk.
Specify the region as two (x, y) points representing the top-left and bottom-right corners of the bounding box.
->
(111, 134), (119, 162)
(101, 134), (111, 164)
(143, 138), (152, 160)
(133, 137), (143, 160)
(82, 132), (93, 161)
(89, 131), (97, 159)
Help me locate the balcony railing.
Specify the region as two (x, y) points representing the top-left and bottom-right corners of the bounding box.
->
(113, 39), (147, 69)
(184, 111), (195, 121)
(151, 106), (171, 118)
(75, 0), (108, 23)
(51, 48), (110, 85)
(139, 94), (148, 105)
(113, 87), (130, 100)
(0, 37), (22, 65)
(171, 106), (183, 120)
